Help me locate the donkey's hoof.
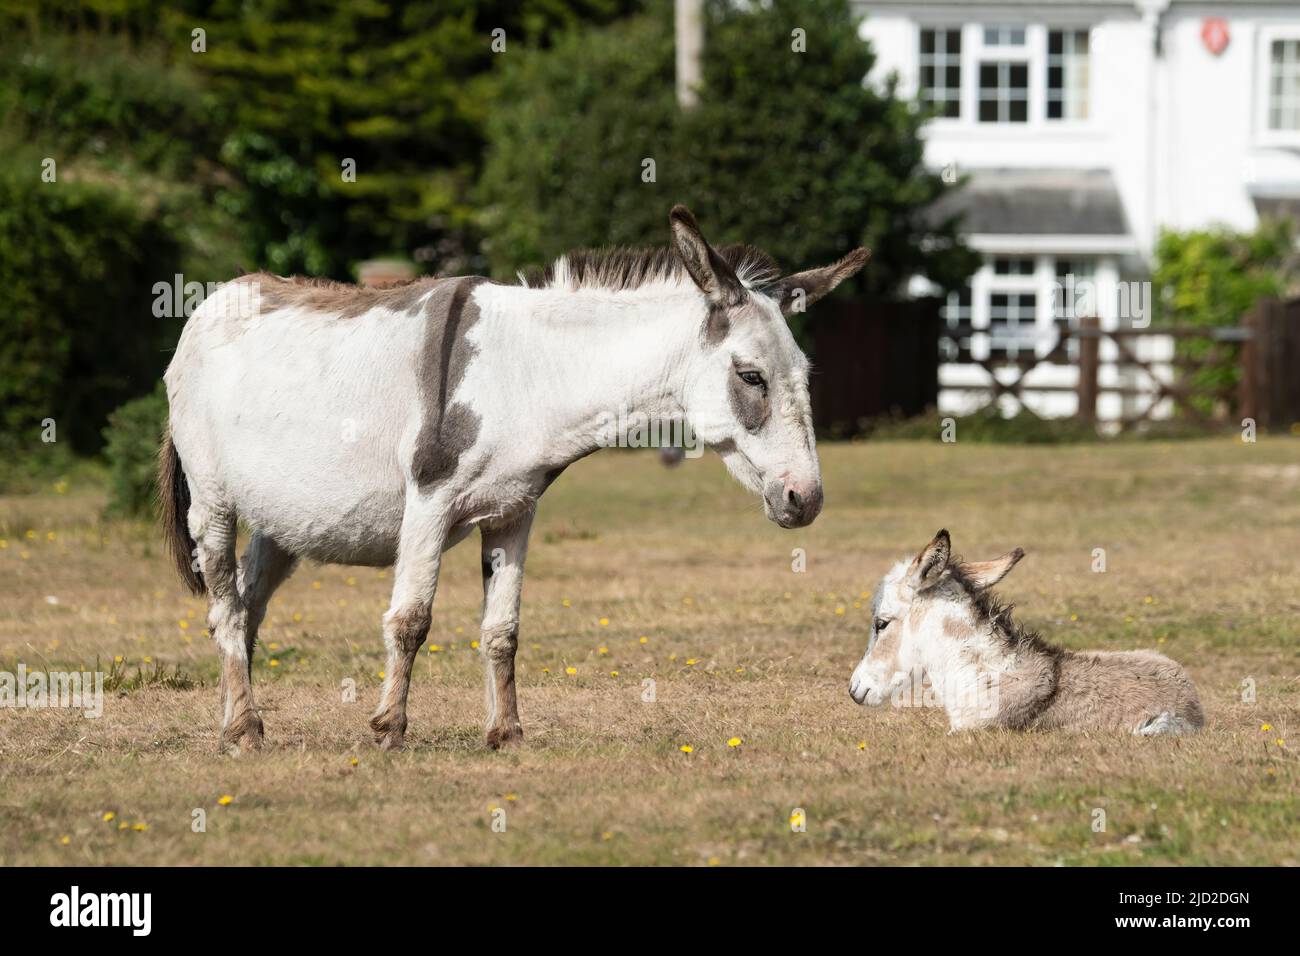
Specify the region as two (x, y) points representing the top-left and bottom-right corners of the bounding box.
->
(486, 724), (524, 750)
(369, 713), (407, 751)
(219, 711), (264, 755)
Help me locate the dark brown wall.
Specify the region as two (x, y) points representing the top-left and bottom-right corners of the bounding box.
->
(809, 298), (940, 436)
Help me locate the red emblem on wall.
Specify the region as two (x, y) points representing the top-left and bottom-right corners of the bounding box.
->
(1201, 17), (1230, 56)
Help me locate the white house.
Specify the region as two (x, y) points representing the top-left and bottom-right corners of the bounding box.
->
(856, 0), (1300, 420)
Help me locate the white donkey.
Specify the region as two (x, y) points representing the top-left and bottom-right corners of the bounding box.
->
(162, 205), (868, 752)
(849, 531), (1204, 735)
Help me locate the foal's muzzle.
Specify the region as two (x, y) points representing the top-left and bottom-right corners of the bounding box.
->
(764, 477), (823, 529)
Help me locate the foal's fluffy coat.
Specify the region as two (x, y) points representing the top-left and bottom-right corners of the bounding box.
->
(849, 531), (1204, 735)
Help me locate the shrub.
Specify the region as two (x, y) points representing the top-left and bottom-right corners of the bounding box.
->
(1153, 219), (1300, 416)
(102, 381), (168, 518)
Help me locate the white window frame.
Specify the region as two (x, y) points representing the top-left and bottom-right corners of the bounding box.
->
(1256, 24), (1300, 147)
(916, 21), (1094, 130)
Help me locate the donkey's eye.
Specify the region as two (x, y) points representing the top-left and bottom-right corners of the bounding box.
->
(874, 618), (890, 632)
(738, 370), (766, 388)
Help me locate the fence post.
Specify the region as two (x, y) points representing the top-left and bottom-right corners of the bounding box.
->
(1076, 315), (1099, 425)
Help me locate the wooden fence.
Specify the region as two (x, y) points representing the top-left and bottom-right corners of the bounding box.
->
(941, 297), (1300, 431)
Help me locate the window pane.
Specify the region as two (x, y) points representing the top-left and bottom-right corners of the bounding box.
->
(1047, 29), (1090, 122)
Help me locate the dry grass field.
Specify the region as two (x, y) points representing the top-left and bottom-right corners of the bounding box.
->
(2, 438), (1298, 866)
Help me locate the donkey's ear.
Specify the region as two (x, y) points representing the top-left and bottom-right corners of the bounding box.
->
(771, 247), (871, 316)
(961, 549), (1025, 591)
(908, 529), (951, 591)
(669, 205), (746, 312)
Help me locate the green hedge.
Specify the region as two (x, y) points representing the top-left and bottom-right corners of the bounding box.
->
(0, 156), (185, 456)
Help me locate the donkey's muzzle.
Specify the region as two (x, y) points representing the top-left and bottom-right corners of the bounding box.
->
(765, 477), (823, 529)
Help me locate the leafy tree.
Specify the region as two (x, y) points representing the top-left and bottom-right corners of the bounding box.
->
(477, 0), (976, 330)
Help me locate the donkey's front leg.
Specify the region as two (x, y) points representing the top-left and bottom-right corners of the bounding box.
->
(369, 500), (450, 750)
(480, 511), (534, 749)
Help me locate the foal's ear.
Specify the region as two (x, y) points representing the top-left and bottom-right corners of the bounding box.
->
(961, 549), (1025, 591)
(669, 205), (746, 316)
(771, 247), (871, 316)
(908, 529), (951, 591)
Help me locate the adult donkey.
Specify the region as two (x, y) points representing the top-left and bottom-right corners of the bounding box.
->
(161, 205), (867, 753)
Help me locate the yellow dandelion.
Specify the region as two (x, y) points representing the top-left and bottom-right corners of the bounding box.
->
(350, 757), (359, 767)
(599, 617), (609, 626)
(470, 640), (480, 650)
(429, 644), (441, 652)
(1144, 595), (1155, 604)
(1262, 723), (1273, 732)
(789, 810), (806, 827)
(346, 576), (356, 586)
(268, 642), (280, 651)
(565, 666), (577, 675)
(610, 670), (619, 677)
(598, 646), (609, 655)
(118, 821), (128, 831)
(143, 656), (152, 664)
(455, 626), (464, 634)
(727, 737), (742, 748)
(292, 612), (302, 623)
(25, 529), (35, 540)
(542, 667), (550, 674)
(561, 598), (571, 608)
(1070, 613), (1079, 622)
(679, 744), (693, 753)
(1267, 767), (1277, 777)
(217, 795), (234, 807)
(505, 793), (518, 802)
(178, 619), (189, 630)
(378, 670), (385, 679)
(113, 655), (123, 664)
(132, 822), (148, 832)
(602, 831), (614, 841)
(1124, 615), (1134, 623)
(639, 636), (648, 644)
(102, 811), (115, 822)
(859, 591), (870, 599)
(47, 531), (56, 541)
(1277, 738), (1286, 747)
(707, 855), (720, 866)
(853, 602), (862, 609)
(686, 658), (698, 666)
(269, 659), (280, 668)
(857, 741), (867, 751)
(19, 551), (29, 560)
(337, 598), (347, 607)
(735, 667), (744, 674)
(682, 596), (693, 605)
(835, 606), (846, 616)
(60, 835), (71, 845)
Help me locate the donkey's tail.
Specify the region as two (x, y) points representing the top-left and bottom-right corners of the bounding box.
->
(158, 427), (206, 596)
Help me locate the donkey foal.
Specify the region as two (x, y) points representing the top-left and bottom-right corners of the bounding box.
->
(849, 531), (1204, 735)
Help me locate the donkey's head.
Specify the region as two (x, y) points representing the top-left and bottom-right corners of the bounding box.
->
(848, 530), (1025, 705)
(668, 205), (868, 529)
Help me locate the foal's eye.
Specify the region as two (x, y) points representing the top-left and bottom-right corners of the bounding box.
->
(874, 618), (890, 632)
(738, 370), (765, 388)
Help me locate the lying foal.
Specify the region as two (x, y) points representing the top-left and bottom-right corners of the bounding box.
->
(848, 531), (1204, 735)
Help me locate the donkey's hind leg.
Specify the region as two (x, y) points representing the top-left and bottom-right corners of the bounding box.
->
(1135, 711), (1197, 737)
(237, 533), (298, 678)
(191, 504), (262, 753)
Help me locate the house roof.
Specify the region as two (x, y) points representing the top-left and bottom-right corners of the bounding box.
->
(925, 168), (1131, 236)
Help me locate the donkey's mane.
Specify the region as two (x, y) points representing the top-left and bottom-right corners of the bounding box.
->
(948, 560), (1062, 660)
(521, 243), (782, 294)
